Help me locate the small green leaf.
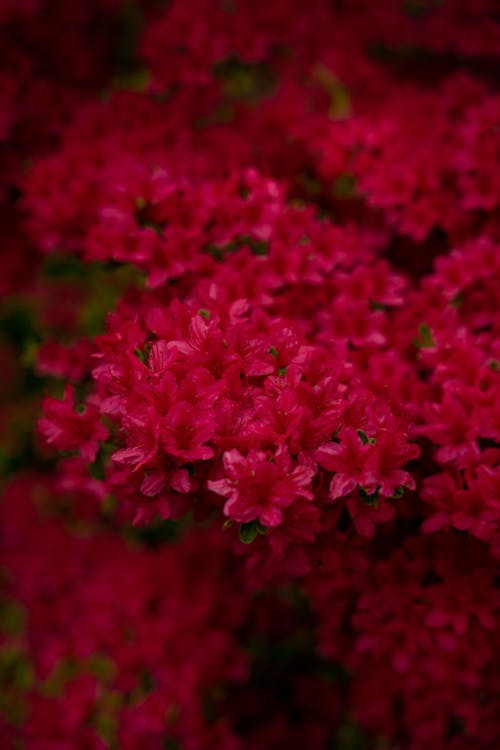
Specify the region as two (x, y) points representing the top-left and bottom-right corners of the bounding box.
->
(134, 347), (146, 364)
(0, 645), (34, 692)
(198, 308), (210, 320)
(102, 495), (117, 515)
(488, 359), (499, 371)
(268, 346), (278, 359)
(369, 300), (389, 312)
(450, 290), (464, 308)
(313, 65), (351, 119)
(357, 429), (376, 446)
(358, 486), (380, 507)
(333, 173), (357, 199)
(413, 323), (436, 349)
(357, 429), (369, 445)
(249, 238), (269, 256)
(239, 520), (267, 544)
(0, 601), (26, 637)
(239, 521), (258, 544)
(134, 342), (151, 365)
(391, 486), (405, 499)
(89, 458), (105, 481)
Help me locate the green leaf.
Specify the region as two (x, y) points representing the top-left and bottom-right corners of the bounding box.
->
(213, 56), (276, 102)
(313, 65), (351, 119)
(89, 458), (105, 481)
(333, 173), (357, 199)
(413, 323), (436, 349)
(0, 601), (26, 637)
(112, 68), (150, 93)
(450, 290), (464, 308)
(102, 495), (117, 515)
(239, 520), (267, 544)
(134, 342), (151, 365)
(357, 429), (376, 446)
(358, 486), (380, 507)
(239, 521), (258, 544)
(369, 300), (389, 312)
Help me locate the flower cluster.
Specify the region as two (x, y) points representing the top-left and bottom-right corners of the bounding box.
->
(38, 206), (420, 562)
(1, 1), (500, 748)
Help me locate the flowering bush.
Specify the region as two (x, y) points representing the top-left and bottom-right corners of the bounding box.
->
(1, 1), (499, 748)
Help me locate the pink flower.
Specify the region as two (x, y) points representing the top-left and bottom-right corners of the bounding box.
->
(422, 470), (500, 541)
(315, 427), (377, 500)
(208, 448), (314, 527)
(367, 420), (420, 497)
(39, 385), (108, 462)
(161, 401), (215, 462)
(112, 408), (160, 471)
